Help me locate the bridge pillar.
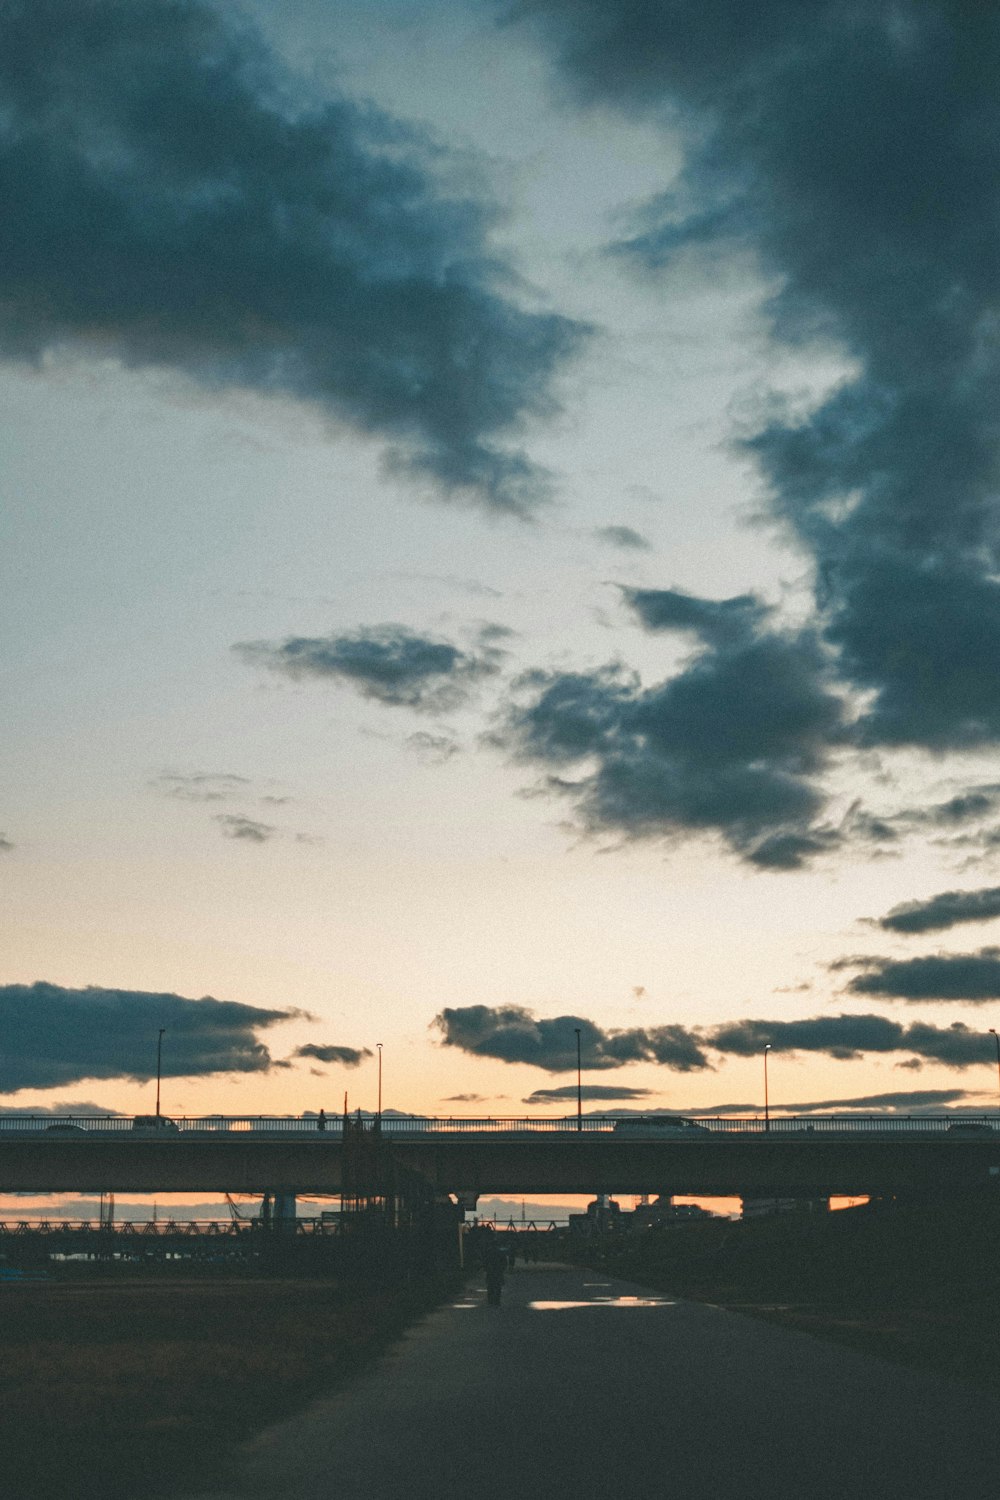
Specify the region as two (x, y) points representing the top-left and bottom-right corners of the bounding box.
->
(261, 1191), (297, 1233)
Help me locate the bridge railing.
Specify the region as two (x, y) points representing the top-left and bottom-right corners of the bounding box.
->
(1, 1113), (998, 1135)
(0, 1218), (340, 1235)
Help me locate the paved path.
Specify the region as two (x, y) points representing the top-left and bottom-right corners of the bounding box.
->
(177, 1263), (1000, 1500)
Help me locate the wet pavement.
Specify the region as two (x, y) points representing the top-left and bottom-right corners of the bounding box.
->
(175, 1262), (1000, 1500)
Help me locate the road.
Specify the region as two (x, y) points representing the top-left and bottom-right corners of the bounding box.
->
(175, 1263), (1000, 1500)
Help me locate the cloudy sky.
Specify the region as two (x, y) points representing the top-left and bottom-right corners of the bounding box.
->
(4, 0), (1000, 1129)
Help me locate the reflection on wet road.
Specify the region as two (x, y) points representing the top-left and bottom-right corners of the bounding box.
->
(529, 1295), (675, 1308)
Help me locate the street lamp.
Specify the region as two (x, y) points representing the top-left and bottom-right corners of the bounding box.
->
(155, 1028), (166, 1119)
(376, 1042), (383, 1123)
(989, 1029), (1000, 1116)
(574, 1027), (582, 1133)
(763, 1044), (772, 1133)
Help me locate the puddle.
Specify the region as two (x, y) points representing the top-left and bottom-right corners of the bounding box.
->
(529, 1296), (675, 1310)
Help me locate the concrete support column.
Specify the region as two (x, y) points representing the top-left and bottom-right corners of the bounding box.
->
(262, 1191), (297, 1233)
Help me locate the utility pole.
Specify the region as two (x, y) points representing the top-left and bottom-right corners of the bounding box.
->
(575, 1028), (582, 1133)
(376, 1042), (383, 1127)
(764, 1043), (772, 1133)
(155, 1028), (166, 1119)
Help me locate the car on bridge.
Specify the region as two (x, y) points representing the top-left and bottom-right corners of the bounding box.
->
(131, 1115), (180, 1135)
(612, 1117), (709, 1136)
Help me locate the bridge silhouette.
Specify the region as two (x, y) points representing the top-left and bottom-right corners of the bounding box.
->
(2, 1113), (999, 1202)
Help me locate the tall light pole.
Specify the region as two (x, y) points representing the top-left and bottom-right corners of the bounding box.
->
(989, 1029), (1000, 1115)
(376, 1042), (383, 1123)
(574, 1028), (582, 1133)
(763, 1043), (772, 1133)
(155, 1028), (166, 1119)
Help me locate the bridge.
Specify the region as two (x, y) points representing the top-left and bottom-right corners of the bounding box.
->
(2, 1113), (999, 1201)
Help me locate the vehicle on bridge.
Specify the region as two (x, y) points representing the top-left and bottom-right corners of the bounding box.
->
(131, 1115), (180, 1135)
(612, 1117), (709, 1137)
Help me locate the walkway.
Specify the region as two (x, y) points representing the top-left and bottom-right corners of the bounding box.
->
(176, 1263), (1000, 1500)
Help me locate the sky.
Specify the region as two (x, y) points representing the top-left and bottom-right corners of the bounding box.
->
(5, 0), (1000, 1153)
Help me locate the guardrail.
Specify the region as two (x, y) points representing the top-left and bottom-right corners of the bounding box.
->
(1, 1113), (998, 1136)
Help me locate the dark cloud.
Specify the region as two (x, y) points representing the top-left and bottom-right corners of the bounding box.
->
(440, 1093), (488, 1103)
(435, 1002), (998, 1074)
(877, 887), (1000, 935)
(708, 1014), (992, 1069)
(935, 790), (1000, 825)
(594, 525), (651, 551)
(842, 950), (1000, 1001)
(406, 731), (462, 763)
(0, 1101), (121, 1117)
(0, 982), (302, 1092)
(614, 1089), (981, 1114)
(944, 825), (1000, 857)
(152, 773), (251, 804)
(841, 787), (1000, 851)
(777, 1089), (980, 1113)
(0, 0), (586, 514)
(825, 786), (1000, 861)
(891, 1022), (996, 1069)
(517, 2), (1000, 744)
(524, 1084), (652, 1102)
(496, 589), (847, 867)
(236, 624), (503, 713)
(622, 586), (769, 645)
(672, 1103), (759, 1116)
(0, 835), (14, 852)
(746, 827), (841, 871)
(709, 1013), (902, 1062)
(433, 1005), (711, 1072)
(821, 559), (1000, 752)
(293, 1043), (373, 1068)
(213, 814), (276, 843)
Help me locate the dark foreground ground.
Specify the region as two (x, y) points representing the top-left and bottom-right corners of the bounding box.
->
(172, 1261), (1000, 1500)
(3, 1194), (998, 1498)
(587, 1188), (1000, 1395)
(0, 1266), (453, 1500)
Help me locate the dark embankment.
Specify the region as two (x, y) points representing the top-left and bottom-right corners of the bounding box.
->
(583, 1190), (1000, 1394)
(0, 1267), (455, 1500)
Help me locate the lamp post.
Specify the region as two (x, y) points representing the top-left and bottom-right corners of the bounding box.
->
(574, 1027), (582, 1133)
(763, 1043), (772, 1133)
(155, 1028), (166, 1119)
(989, 1029), (1000, 1116)
(376, 1042), (383, 1124)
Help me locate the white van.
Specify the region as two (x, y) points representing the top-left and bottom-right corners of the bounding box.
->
(131, 1114), (180, 1134)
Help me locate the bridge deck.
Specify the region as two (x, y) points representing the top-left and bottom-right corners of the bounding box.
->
(2, 1115), (999, 1197)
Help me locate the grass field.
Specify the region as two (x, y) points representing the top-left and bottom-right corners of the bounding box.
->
(0, 1267), (453, 1500)
(585, 1189), (1000, 1395)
